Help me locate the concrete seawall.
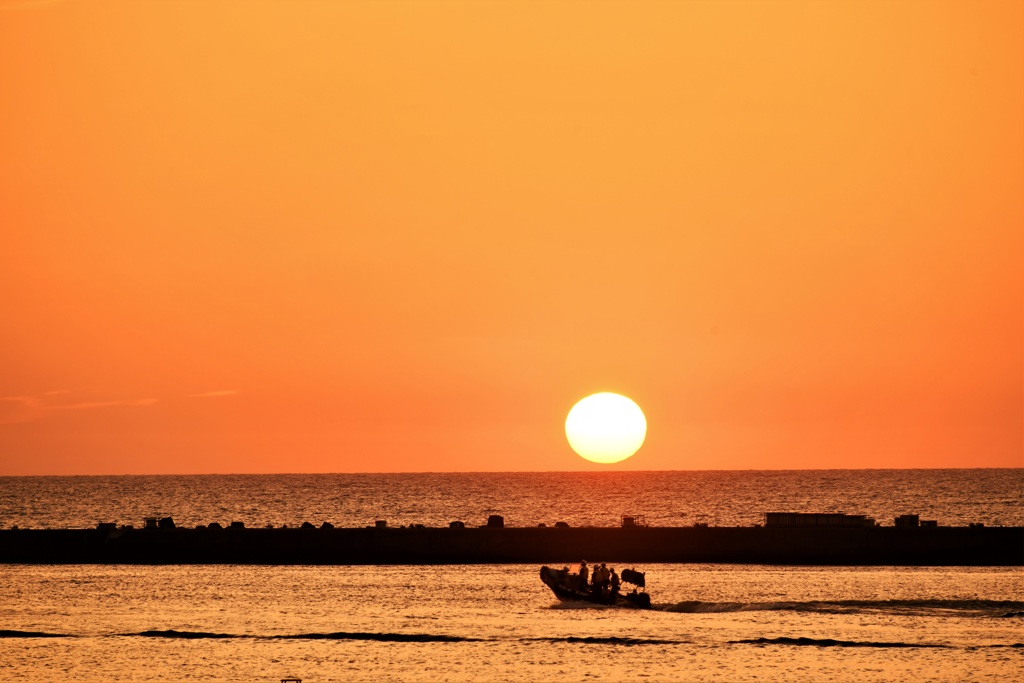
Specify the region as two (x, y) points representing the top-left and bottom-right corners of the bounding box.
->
(1, 526), (1021, 565)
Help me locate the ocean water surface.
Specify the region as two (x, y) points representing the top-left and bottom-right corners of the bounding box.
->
(1, 470), (1021, 682)
(1, 469), (1021, 529)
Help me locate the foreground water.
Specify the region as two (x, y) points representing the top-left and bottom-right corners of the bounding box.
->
(2, 564), (1021, 682)
(1, 470), (1022, 681)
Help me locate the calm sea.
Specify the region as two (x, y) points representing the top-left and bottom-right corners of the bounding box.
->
(1, 470), (1022, 682)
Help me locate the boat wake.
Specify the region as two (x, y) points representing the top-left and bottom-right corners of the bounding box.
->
(733, 636), (950, 648)
(733, 637), (1024, 649)
(661, 599), (1024, 617)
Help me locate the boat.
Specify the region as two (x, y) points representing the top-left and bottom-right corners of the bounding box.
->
(539, 564), (652, 609)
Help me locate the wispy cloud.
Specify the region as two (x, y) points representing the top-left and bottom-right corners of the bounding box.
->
(188, 389), (241, 398)
(56, 398), (159, 410)
(0, 393), (158, 425)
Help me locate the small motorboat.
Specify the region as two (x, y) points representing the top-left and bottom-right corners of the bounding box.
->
(539, 564), (652, 609)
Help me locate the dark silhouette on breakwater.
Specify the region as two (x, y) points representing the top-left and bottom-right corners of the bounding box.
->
(1, 512), (1020, 565)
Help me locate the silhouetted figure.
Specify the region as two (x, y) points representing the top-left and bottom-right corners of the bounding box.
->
(593, 562), (609, 595)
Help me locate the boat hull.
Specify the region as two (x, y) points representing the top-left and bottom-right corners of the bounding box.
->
(539, 566), (651, 609)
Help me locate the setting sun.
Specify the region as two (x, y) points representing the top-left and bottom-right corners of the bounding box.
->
(565, 393), (647, 464)
(0, 2), (1021, 682)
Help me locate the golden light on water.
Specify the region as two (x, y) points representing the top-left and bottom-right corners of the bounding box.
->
(565, 392), (647, 464)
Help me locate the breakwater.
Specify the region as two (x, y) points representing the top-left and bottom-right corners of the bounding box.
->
(1, 524), (1020, 565)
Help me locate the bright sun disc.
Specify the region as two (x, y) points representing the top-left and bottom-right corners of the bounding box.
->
(565, 392), (647, 464)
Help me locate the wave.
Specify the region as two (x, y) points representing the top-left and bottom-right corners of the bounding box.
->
(127, 629), (479, 642)
(132, 630), (236, 639)
(662, 599), (1024, 617)
(732, 637), (950, 649)
(0, 628), (682, 645)
(269, 632), (479, 642)
(529, 636), (689, 646)
(5, 627), (1022, 650)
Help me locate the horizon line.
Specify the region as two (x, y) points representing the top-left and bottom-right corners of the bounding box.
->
(2, 466), (1021, 478)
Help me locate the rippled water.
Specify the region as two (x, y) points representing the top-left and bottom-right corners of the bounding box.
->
(2, 469), (1021, 529)
(1, 470), (1022, 681)
(1, 564), (1022, 682)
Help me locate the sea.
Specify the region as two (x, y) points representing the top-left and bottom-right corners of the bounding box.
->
(0, 469), (1021, 682)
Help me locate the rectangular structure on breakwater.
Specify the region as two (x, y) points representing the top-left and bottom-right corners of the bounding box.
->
(1, 524), (1020, 565)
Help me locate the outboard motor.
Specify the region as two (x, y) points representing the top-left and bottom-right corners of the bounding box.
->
(621, 568), (645, 588)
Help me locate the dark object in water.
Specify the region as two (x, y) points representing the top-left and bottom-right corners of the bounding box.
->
(539, 565), (651, 609)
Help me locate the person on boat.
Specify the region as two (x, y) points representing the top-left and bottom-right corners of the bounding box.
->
(578, 561), (589, 591)
(609, 568), (620, 598)
(596, 563), (610, 592)
(588, 563), (602, 598)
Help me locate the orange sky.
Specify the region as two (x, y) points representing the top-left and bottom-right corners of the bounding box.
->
(1, 0), (1021, 474)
